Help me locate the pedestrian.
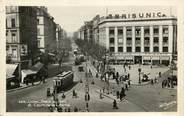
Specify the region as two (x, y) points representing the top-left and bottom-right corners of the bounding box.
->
(74, 106), (78, 112)
(159, 72), (161, 78)
(73, 90), (75, 98)
(128, 80), (131, 87)
(116, 72), (119, 79)
(67, 107), (71, 112)
(125, 83), (128, 91)
(102, 87), (105, 93)
(129, 65), (131, 70)
(162, 80), (164, 88)
(116, 91), (120, 99)
(96, 73), (98, 78)
(154, 77), (157, 83)
(113, 99), (118, 109)
(151, 79), (154, 85)
(120, 87), (126, 101)
(100, 89), (103, 99)
(127, 73), (130, 80)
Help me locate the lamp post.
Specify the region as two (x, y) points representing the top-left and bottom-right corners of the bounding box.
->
(138, 68), (141, 84)
(85, 55), (90, 111)
(171, 57), (174, 88)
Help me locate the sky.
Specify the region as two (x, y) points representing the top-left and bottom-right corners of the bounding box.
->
(47, 6), (177, 36)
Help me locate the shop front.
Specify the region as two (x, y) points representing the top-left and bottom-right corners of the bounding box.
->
(6, 64), (20, 89)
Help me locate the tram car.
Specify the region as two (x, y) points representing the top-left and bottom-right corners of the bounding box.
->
(53, 71), (74, 93)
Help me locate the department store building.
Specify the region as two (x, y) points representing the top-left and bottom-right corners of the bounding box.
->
(97, 12), (177, 65)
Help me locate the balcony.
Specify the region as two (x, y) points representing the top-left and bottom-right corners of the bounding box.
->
(135, 41), (141, 46)
(153, 42), (159, 46)
(144, 33), (150, 37)
(126, 41), (132, 46)
(109, 34), (115, 38)
(163, 42), (168, 46)
(144, 42), (150, 46)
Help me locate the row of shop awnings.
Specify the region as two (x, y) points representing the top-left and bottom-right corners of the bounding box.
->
(108, 56), (170, 60)
(6, 64), (18, 79)
(21, 62), (44, 83)
(6, 62), (44, 83)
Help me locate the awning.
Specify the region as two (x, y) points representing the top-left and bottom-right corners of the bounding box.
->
(30, 62), (44, 73)
(6, 64), (18, 79)
(125, 56), (133, 60)
(143, 56), (151, 60)
(152, 56), (160, 60)
(48, 53), (56, 56)
(21, 69), (37, 83)
(161, 56), (170, 60)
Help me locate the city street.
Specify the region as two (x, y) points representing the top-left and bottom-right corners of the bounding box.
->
(6, 39), (177, 112)
(5, 6), (177, 112)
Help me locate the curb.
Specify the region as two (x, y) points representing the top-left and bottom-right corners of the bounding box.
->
(6, 83), (40, 93)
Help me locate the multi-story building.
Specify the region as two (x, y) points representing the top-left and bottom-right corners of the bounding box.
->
(6, 6), (38, 67)
(78, 11), (177, 66)
(37, 6), (56, 53)
(97, 12), (177, 65)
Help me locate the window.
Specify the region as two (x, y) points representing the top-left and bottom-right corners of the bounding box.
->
(109, 47), (115, 52)
(109, 28), (114, 35)
(6, 19), (7, 27)
(144, 37), (150, 45)
(144, 27), (150, 35)
(127, 37), (132, 45)
(118, 47), (123, 52)
(6, 45), (9, 51)
(135, 27), (141, 36)
(37, 28), (40, 35)
(11, 18), (15, 28)
(153, 37), (159, 43)
(12, 49), (17, 58)
(153, 27), (159, 35)
(126, 27), (132, 36)
(109, 38), (114, 44)
(118, 29), (123, 35)
(153, 46), (159, 52)
(144, 47), (150, 52)
(163, 37), (168, 44)
(118, 38), (123, 43)
(6, 30), (8, 36)
(12, 33), (16, 43)
(135, 37), (141, 45)
(135, 47), (141, 52)
(37, 40), (40, 47)
(37, 19), (39, 24)
(127, 47), (132, 52)
(163, 26), (168, 34)
(163, 47), (168, 52)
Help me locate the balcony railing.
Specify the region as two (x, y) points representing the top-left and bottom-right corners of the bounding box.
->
(135, 41), (141, 46)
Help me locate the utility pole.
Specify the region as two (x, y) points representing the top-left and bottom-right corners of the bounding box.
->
(85, 55), (90, 111)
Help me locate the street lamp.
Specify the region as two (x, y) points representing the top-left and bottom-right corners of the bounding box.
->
(171, 58), (174, 88)
(138, 68), (141, 84)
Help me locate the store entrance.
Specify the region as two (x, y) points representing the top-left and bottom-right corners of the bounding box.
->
(134, 56), (142, 64)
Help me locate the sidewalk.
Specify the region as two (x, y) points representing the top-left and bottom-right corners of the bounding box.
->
(7, 64), (60, 93)
(7, 81), (41, 93)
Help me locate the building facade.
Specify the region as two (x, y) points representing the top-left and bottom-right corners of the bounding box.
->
(37, 7), (57, 53)
(98, 13), (177, 65)
(6, 6), (38, 67)
(78, 12), (177, 65)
